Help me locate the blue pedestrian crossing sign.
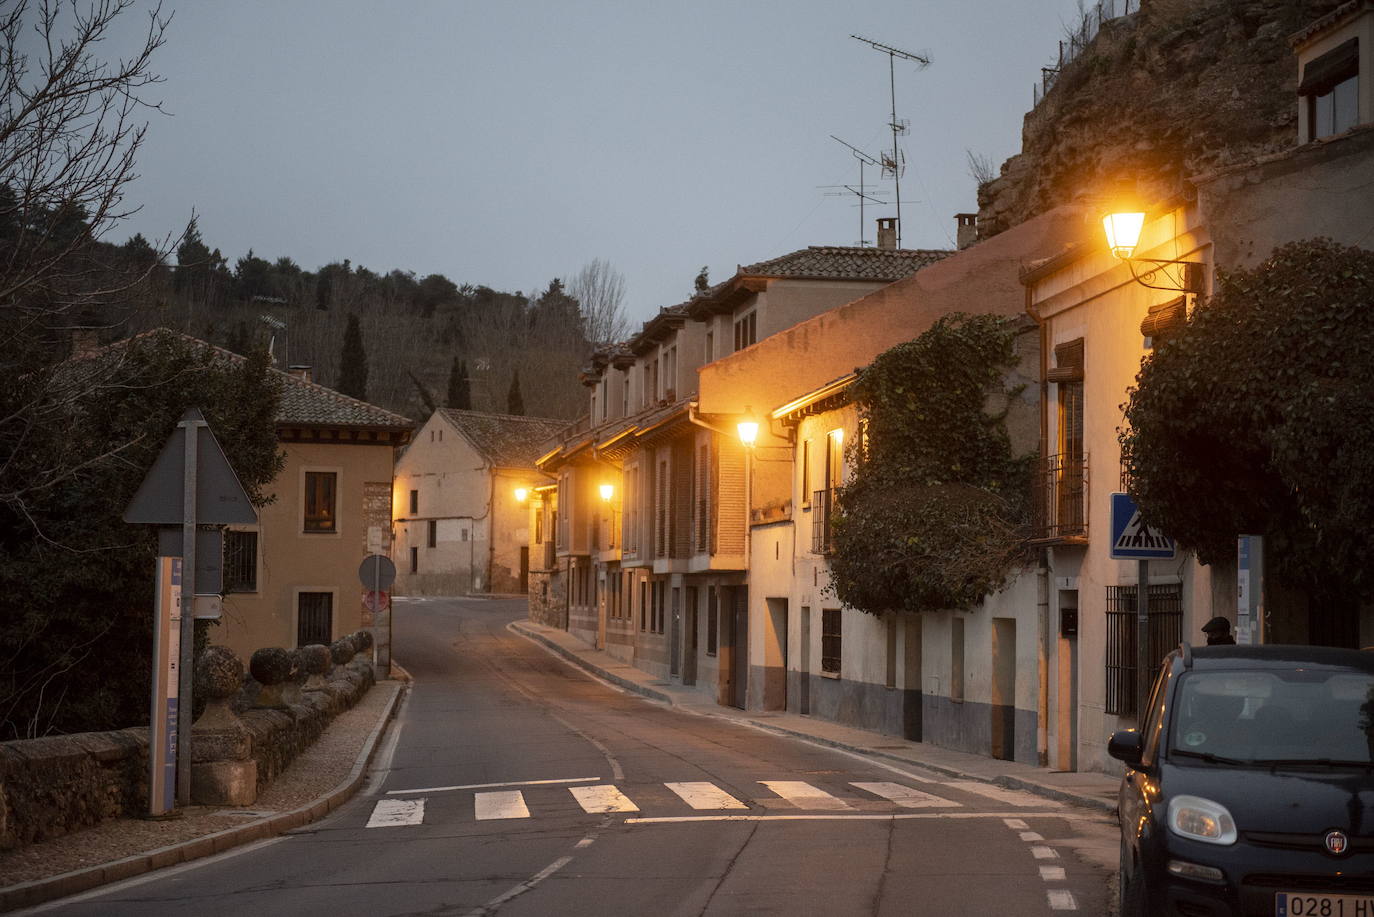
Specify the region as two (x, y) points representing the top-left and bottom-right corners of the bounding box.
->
(1110, 493), (1177, 560)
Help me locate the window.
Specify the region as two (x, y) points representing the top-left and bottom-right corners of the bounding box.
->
(1105, 583), (1184, 716)
(707, 588), (718, 656)
(223, 529), (258, 593)
(304, 471), (337, 532)
(409, 489), (418, 515)
(800, 439), (811, 508)
(427, 519), (437, 548)
(705, 330), (714, 362)
(410, 546), (418, 573)
(733, 310), (757, 351)
(297, 592), (333, 646)
(1037, 339), (1087, 540)
(535, 507), (543, 544)
(640, 580), (648, 631)
(821, 608), (842, 675)
(1300, 37), (1359, 141)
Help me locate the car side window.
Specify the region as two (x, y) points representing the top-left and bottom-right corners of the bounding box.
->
(1139, 663), (1171, 765)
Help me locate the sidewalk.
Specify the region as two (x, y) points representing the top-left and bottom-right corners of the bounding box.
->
(509, 620), (1121, 816)
(0, 676), (406, 913)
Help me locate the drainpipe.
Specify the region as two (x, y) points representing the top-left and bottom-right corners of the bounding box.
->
(1026, 282), (1052, 769)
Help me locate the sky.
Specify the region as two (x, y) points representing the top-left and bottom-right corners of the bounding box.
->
(94, 1), (1094, 326)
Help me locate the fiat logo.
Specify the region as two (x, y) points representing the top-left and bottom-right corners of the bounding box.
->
(1325, 830), (1350, 855)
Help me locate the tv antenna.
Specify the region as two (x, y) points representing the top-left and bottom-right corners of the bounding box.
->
(852, 34), (930, 248)
(826, 135), (889, 246)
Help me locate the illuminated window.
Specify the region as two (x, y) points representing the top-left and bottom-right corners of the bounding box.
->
(304, 472), (337, 533)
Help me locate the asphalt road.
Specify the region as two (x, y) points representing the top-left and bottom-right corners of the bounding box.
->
(31, 596), (1115, 916)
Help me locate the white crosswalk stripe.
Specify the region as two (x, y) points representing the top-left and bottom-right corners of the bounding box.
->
(569, 784), (640, 814)
(759, 780), (851, 810)
(665, 781), (749, 810)
(942, 780), (1063, 808)
(367, 797), (425, 828)
(475, 790), (530, 820)
(850, 782), (961, 808)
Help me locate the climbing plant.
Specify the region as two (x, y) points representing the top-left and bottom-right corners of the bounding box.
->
(1121, 239), (1374, 644)
(829, 313), (1034, 615)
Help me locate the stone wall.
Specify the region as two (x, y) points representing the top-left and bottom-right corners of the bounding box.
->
(527, 569), (566, 628)
(976, 0), (1343, 238)
(0, 650), (374, 850)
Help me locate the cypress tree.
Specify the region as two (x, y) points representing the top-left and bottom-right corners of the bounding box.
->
(507, 369), (524, 415)
(337, 313), (368, 400)
(447, 356), (471, 409)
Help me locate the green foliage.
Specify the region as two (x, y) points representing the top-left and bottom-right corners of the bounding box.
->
(337, 313), (368, 400)
(829, 314), (1032, 615)
(1122, 239), (1374, 614)
(0, 333), (284, 738)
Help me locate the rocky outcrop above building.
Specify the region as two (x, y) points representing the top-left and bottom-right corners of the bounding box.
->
(977, 0), (1343, 237)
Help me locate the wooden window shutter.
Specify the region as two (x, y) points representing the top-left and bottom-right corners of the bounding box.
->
(1140, 297), (1187, 341)
(1047, 338), (1084, 384)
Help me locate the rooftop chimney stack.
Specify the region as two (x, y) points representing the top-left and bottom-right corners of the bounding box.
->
(287, 365), (313, 384)
(876, 217), (898, 251)
(956, 213), (978, 250)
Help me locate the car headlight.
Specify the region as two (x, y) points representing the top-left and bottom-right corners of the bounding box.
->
(1167, 795), (1237, 845)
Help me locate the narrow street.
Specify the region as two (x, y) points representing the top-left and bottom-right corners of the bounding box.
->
(34, 597), (1115, 916)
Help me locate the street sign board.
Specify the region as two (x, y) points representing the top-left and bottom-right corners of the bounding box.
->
(363, 589), (389, 613)
(358, 554), (397, 591)
(123, 409), (257, 525)
(157, 526), (225, 594)
(1109, 492), (1177, 560)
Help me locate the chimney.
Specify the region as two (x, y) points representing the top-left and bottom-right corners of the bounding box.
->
(287, 364), (313, 383)
(876, 217), (898, 250)
(956, 213), (978, 250)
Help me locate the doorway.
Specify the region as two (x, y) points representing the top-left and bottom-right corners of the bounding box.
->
(764, 598), (788, 711)
(991, 618), (1016, 761)
(1057, 590), (1080, 771)
(669, 586), (681, 678)
(683, 587), (698, 686)
(729, 586), (749, 709)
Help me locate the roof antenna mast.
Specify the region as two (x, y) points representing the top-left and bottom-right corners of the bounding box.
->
(851, 34), (930, 249)
(825, 135), (887, 247)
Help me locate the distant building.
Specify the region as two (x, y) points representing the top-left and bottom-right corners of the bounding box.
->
(392, 408), (565, 595)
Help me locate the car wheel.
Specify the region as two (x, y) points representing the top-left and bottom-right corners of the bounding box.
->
(1118, 840), (1149, 917)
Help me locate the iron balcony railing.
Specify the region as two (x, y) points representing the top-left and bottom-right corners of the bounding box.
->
(812, 488), (834, 554)
(1105, 584), (1184, 716)
(1033, 453), (1088, 541)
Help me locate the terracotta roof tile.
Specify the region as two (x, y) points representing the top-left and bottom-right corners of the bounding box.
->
(438, 408), (570, 469)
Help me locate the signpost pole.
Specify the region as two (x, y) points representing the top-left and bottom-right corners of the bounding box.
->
(177, 414), (202, 807)
(1136, 558), (1150, 722)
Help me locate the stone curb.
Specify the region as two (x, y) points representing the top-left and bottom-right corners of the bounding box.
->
(508, 621), (1117, 817)
(1, 680), (406, 914)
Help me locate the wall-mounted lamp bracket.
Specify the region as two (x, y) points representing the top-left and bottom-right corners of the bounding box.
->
(1124, 258), (1204, 295)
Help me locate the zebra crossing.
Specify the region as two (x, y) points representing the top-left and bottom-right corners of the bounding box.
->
(367, 775), (1060, 828)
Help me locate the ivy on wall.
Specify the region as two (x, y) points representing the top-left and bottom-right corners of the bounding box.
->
(829, 313), (1033, 615)
(1121, 239), (1374, 644)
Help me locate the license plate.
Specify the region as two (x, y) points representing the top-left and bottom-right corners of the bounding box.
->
(1277, 892), (1374, 916)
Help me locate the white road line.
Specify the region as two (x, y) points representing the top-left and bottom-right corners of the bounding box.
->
(570, 784), (640, 814)
(475, 790), (530, 820)
(366, 798), (425, 828)
(665, 782), (748, 810)
(942, 781), (1063, 808)
(1020, 831), (1045, 842)
(759, 780), (851, 810)
(1031, 845), (1059, 860)
(1047, 889), (1078, 910)
(464, 855), (574, 917)
(850, 781), (960, 808)
(1039, 866), (1067, 881)
(388, 776), (600, 796)
(626, 811), (1071, 825)
(1003, 818), (1030, 829)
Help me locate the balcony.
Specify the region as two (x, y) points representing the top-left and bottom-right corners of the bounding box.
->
(1032, 453), (1088, 543)
(811, 488), (834, 554)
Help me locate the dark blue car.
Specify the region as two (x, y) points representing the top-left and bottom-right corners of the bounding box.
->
(1109, 644), (1374, 917)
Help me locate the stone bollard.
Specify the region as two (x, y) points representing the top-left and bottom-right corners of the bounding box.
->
(349, 630), (375, 676)
(249, 647), (292, 709)
(329, 636), (356, 669)
(300, 644), (333, 691)
(191, 646), (257, 806)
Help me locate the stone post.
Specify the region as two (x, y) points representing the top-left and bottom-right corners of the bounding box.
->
(300, 644), (332, 691)
(249, 647), (292, 709)
(191, 646), (257, 806)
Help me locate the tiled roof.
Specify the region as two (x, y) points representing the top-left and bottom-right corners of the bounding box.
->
(86, 329), (413, 430)
(737, 245), (949, 281)
(439, 408), (570, 469)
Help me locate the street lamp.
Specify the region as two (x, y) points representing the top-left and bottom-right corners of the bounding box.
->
(599, 483), (614, 501)
(1102, 207), (1204, 294)
(737, 407), (759, 448)
(514, 487), (529, 503)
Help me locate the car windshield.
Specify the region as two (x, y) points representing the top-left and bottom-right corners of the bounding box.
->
(1170, 668), (1374, 764)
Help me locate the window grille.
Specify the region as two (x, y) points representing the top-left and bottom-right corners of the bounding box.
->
(297, 592), (333, 646)
(812, 489), (834, 554)
(223, 530), (258, 593)
(1105, 583), (1183, 716)
(821, 609), (842, 674)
